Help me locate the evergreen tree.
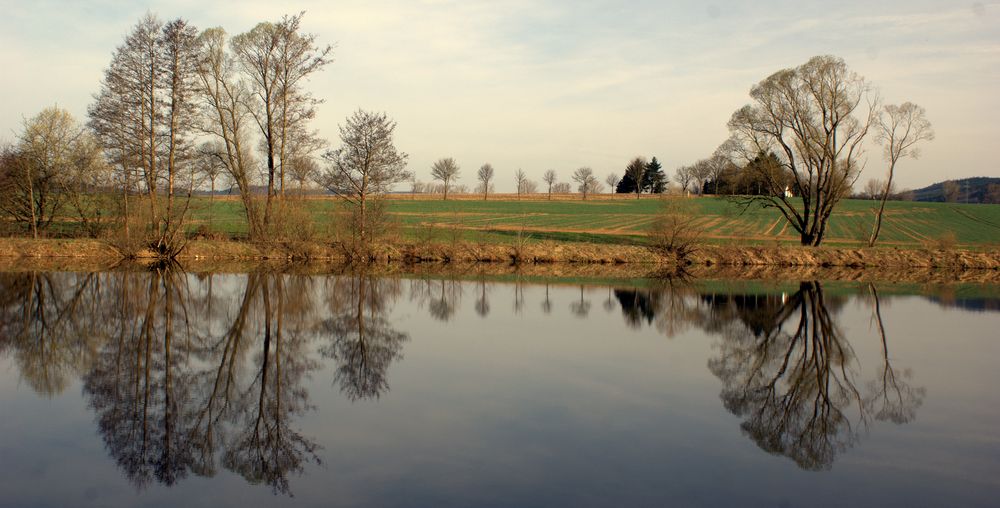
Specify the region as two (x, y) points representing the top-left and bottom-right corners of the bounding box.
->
(616, 172), (638, 194)
(642, 156), (667, 193)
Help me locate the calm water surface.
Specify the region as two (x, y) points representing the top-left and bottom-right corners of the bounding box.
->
(0, 270), (998, 507)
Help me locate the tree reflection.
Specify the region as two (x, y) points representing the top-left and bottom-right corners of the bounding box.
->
(0, 272), (104, 396)
(706, 281), (924, 470)
(321, 273), (408, 401)
(475, 279), (490, 317)
(79, 269), (321, 494)
(570, 285), (591, 318)
(863, 283), (925, 424)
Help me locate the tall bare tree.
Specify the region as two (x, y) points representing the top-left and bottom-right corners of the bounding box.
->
(89, 15), (200, 255)
(572, 167), (598, 200)
(195, 27), (264, 239)
(625, 157), (646, 200)
(868, 102), (933, 246)
(156, 18), (201, 254)
(477, 163), (494, 201)
(319, 110), (409, 245)
(89, 14), (162, 236)
(514, 169), (528, 200)
(542, 169), (557, 200)
(727, 55), (877, 246)
(605, 173), (620, 196)
(430, 157), (459, 200)
(675, 165), (693, 194)
(231, 12), (332, 228)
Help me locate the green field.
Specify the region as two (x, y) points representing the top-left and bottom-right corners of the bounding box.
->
(184, 195), (1000, 248)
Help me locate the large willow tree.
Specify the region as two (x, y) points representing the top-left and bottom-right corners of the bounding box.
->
(726, 55), (878, 246)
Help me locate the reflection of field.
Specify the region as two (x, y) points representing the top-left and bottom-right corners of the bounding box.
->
(183, 195), (1000, 247)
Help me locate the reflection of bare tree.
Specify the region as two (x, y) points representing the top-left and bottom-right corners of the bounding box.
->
(513, 278), (525, 315)
(428, 279), (460, 322)
(0, 272), (103, 396)
(864, 283), (925, 424)
(82, 270), (321, 495)
(223, 275), (321, 494)
(706, 281), (923, 470)
(541, 284), (552, 314)
(321, 274), (408, 401)
(475, 279), (490, 317)
(603, 287), (615, 313)
(570, 286), (591, 318)
(84, 268), (194, 487)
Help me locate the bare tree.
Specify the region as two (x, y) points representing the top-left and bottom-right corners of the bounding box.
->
(0, 108), (102, 238)
(284, 128), (325, 194)
(514, 169), (528, 200)
(195, 27), (264, 239)
(689, 159), (713, 195)
(88, 15), (201, 255)
(625, 157), (646, 199)
(319, 110), (409, 245)
(675, 165), (693, 195)
(89, 14), (162, 238)
(231, 12), (332, 228)
(157, 18), (201, 254)
(605, 172), (620, 196)
(572, 167), (598, 200)
(863, 178), (889, 200)
(703, 152), (736, 195)
(477, 163), (494, 201)
(430, 157), (459, 200)
(727, 55), (877, 246)
(868, 102), (933, 246)
(552, 182), (572, 193)
(542, 169), (557, 200)
(195, 142), (227, 229)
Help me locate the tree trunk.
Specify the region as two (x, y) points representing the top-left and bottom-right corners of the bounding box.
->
(868, 163), (895, 247)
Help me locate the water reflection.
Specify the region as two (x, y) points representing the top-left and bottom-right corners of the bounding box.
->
(1, 269), (974, 496)
(321, 273), (408, 401)
(78, 269), (322, 493)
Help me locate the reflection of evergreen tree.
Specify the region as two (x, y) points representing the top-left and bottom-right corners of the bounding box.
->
(614, 289), (660, 328)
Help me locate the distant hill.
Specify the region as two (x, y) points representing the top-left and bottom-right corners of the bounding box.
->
(909, 177), (1000, 204)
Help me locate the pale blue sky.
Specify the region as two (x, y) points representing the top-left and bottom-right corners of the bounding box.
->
(1, 0), (996, 190)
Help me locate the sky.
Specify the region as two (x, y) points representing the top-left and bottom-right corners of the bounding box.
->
(1, 0), (997, 192)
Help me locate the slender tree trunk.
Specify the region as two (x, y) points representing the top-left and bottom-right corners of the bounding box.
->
(26, 165), (38, 239)
(868, 161), (896, 247)
(209, 177), (215, 229)
(123, 164), (131, 239)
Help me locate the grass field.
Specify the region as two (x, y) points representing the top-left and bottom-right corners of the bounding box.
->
(182, 194), (1000, 248)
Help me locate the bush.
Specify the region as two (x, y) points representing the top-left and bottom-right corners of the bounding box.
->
(923, 231), (957, 251)
(648, 197), (701, 261)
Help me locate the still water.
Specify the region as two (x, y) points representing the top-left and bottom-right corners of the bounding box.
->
(0, 269), (998, 507)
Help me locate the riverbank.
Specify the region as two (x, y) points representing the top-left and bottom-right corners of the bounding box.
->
(1, 237), (998, 274)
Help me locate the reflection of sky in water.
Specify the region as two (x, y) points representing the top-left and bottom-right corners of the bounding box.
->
(0, 272), (998, 507)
